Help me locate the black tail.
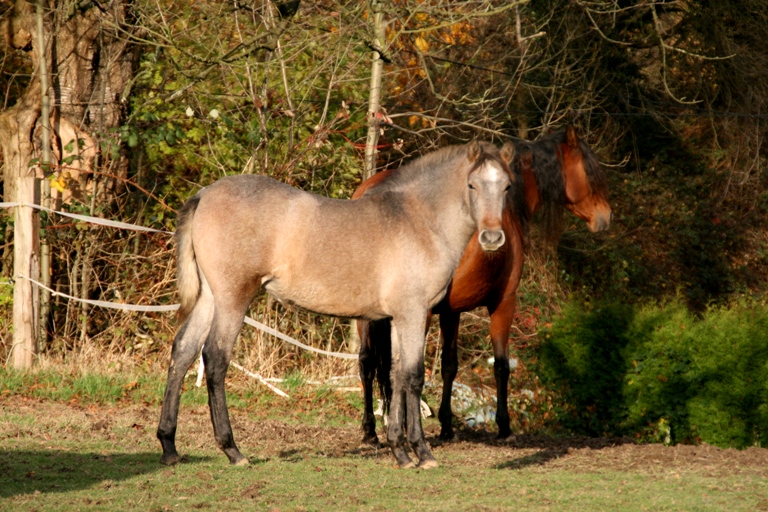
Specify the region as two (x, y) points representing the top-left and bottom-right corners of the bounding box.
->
(369, 318), (393, 413)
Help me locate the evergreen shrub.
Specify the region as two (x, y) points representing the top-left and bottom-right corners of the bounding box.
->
(538, 299), (768, 448)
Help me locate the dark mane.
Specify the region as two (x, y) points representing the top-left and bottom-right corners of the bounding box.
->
(534, 130), (608, 198)
(577, 138), (609, 199)
(513, 134), (565, 240)
(513, 130), (607, 240)
(365, 142), (529, 233)
(364, 144), (469, 195)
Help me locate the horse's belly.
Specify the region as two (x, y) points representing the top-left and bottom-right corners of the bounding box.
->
(263, 277), (385, 320)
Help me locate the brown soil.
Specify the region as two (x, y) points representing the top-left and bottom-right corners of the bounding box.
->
(3, 395), (768, 479)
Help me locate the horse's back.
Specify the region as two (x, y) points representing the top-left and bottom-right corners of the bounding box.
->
(188, 175), (415, 318)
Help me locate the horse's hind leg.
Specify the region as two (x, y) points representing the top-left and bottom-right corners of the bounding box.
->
(203, 303), (249, 465)
(157, 293), (214, 465)
(358, 319), (379, 445)
(359, 318), (393, 445)
(437, 312), (460, 440)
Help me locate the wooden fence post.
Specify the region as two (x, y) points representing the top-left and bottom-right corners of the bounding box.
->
(11, 177), (39, 368)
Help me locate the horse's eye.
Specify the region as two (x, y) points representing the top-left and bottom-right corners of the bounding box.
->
(468, 183), (476, 190)
(504, 184), (511, 192)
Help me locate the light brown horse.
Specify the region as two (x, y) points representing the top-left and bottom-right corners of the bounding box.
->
(355, 126), (611, 443)
(156, 141), (522, 469)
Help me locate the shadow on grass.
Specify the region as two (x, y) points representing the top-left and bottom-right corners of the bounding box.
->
(0, 450), (212, 498)
(278, 449), (305, 463)
(423, 425), (636, 470)
(493, 434), (636, 470)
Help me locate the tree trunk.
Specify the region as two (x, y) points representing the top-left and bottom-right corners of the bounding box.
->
(0, 0), (135, 366)
(36, 0), (53, 353)
(363, 0), (386, 181)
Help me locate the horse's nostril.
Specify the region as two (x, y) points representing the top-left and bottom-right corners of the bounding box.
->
(591, 212), (612, 232)
(601, 212), (612, 231)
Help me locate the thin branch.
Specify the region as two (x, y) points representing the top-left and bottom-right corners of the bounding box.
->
(650, 5), (700, 105)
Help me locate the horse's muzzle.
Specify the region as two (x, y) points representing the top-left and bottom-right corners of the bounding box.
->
(479, 229), (505, 251)
(589, 211), (612, 232)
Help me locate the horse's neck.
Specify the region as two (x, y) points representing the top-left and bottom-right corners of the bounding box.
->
(406, 171), (476, 260)
(522, 164), (541, 216)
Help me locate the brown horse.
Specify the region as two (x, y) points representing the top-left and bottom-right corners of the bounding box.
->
(156, 141), (523, 469)
(355, 126), (611, 443)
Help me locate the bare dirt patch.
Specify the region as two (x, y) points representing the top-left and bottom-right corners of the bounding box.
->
(3, 395), (767, 480)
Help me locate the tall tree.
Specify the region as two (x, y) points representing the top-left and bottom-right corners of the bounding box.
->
(0, 0), (135, 367)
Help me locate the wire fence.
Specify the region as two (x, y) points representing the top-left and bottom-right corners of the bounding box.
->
(0, 203), (358, 370)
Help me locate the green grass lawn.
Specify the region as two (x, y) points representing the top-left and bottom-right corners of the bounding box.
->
(3, 438), (767, 511)
(2, 367), (768, 511)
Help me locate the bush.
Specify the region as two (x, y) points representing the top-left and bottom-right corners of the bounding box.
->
(538, 298), (768, 448)
(537, 301), (634, 436)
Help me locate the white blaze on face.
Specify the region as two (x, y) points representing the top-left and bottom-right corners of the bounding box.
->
(468, 160), (510, 252)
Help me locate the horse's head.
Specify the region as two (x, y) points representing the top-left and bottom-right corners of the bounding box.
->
(560, 126), (612, 232)
(465, 141), (515, 251)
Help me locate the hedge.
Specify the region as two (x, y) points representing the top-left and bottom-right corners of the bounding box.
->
(537, 299), (768, 448)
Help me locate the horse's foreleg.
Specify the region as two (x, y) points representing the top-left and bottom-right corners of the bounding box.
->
(489, 297), (515, 439)
(203, 308), (248, 465)
(157, 296), (214, 465)
(404, 335), (438, 469)
(385, 322), (413, 468)
(390, 316), (438, 469)
(437, 312), (460, 440)
(357, 319), (379, 445)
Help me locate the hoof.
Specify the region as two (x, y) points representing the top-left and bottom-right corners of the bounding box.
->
(394, 450), (415, 469)
(361, 434), (380, 446)
(418, 459), (439, 470)
(233, 457), (250, 467)
(224, 446), (249, 466)
(160, 453), (180, 466)
(227, 452), (249, 466)
(438, 431), (458, 442)
(496, 429), (513, 440)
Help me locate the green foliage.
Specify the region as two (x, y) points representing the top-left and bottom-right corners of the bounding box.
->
(538, 301), (634, 436)
(625, 302), (768, 448)
(538, 298), (768, 448)
(0, 281), (12, 308)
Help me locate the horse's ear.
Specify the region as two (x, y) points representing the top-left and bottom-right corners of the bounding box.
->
(566, 125), (580, 149)
(467, 140), (481, 162)
(500, 142), (515, 165)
